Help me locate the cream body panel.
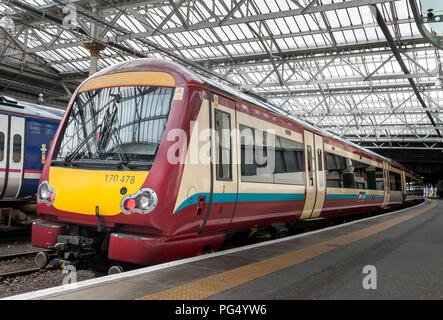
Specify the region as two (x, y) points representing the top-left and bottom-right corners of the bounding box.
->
(173, 99), (211, 214)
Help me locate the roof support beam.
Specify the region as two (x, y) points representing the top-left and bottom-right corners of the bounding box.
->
(370, 4), (442, 138)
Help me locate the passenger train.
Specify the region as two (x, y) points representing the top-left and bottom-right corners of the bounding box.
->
(31, 59), (424, 272)
(0, 96), (63, 228)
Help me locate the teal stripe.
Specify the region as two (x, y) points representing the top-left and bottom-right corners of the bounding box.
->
(237, 193), (304, 202)
(326, 194), (360, 200)
(173, 192), (304, 214)
(326, 194), (386, 200)
(175, 191), (402, 214)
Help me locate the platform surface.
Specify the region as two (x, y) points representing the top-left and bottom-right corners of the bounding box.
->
(6, 199), (443, 300)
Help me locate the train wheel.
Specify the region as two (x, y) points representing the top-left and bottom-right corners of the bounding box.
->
(35, 251), (49, 269)
(108, 265), (125, 275)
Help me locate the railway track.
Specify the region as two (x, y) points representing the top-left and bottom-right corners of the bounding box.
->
(0, 249), (55, 281)
(0, 250), (42, 261)
(0, 266), (43, 280)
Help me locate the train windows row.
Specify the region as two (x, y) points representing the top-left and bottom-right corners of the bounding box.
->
(325, 152), (402, 191)
(406, 176), (424, 195)
(213, 118), (407, 191)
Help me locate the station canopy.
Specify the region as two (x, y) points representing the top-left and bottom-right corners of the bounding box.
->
(0, 0), (442, 149)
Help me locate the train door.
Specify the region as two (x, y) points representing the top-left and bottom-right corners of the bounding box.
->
(382, 161), (390, 208)
(300, 130), (326, 219)
(200, 93), (238, 233)
(401, 170), (406, 203)
(0, 114), (7, 198)
(2, 116), (25, 199)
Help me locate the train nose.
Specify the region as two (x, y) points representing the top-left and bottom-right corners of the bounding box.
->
(46, 167), (150, 216)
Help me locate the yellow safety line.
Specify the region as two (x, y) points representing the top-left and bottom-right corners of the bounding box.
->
(138, 200), (437, 300)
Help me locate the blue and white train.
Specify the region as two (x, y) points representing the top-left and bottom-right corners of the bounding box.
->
(0, 96), (63, 227)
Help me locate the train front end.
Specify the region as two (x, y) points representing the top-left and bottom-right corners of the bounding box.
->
(31, 60), (208, 269)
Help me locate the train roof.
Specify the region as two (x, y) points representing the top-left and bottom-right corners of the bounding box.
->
(0, 96), (64, 121)
(83, 59), (415, 176)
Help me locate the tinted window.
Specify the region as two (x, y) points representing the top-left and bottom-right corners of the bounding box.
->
(274, 136), (304, 185)
(240, 125), (304, 185)
(390, 171), (402, 191)
(376, 167), (384, 190)
(317, 149), (323, 171)
(0, 132), (4, 162)
(366, 168), (376, 190)
(325, 152), (348, 188)
(214, 110), (232, 181)
(13, 134), (21, 163)
(325, 151), (380, 190)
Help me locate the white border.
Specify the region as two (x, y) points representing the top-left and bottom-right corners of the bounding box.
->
(3, 200), (430, 300)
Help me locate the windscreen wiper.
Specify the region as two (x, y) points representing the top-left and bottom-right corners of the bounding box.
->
(125, 160), (154, 169)
(64, 126), (100, 164)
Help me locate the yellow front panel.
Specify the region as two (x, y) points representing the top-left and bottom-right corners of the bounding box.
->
(49, 167), (149, 216)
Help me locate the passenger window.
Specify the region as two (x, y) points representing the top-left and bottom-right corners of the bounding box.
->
(13, 134), (21, 163)
(0, 132), (4, 162)
(375, 167), (384, 190)
(214, 110), (232, 181)
(240, 125), (304, 185)
(366, 167), (376, 190)
(389, 171), (402, 191)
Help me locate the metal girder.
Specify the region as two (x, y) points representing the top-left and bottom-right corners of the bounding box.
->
(0, 0), (440, 148)
(370, 4), (442, 138)
(7, 18), (418, 57)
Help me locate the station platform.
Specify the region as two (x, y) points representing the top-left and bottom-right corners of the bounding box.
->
(5, 199), (443, 300)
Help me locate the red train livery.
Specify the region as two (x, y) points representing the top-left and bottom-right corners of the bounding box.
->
(31, 59), (424, 272)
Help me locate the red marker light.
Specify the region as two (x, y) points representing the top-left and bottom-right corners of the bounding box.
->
(49, 192), (55, 202)
(125, 198), (136, 210)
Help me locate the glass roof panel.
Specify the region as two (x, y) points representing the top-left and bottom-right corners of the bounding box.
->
(1, 0), (440, 144)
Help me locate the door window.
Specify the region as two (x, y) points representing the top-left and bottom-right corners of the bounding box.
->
(0, 132), (4, 162)
(307, 145), (313, 186)
(12, 134), (21, 163)
(214, 109), (232, 181)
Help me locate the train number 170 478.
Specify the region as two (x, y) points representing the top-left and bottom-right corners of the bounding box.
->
(104, 174), (135, 184)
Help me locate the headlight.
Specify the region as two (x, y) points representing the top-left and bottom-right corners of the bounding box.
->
(37, 181), (55, 205)
(120, 188), (157, 215)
